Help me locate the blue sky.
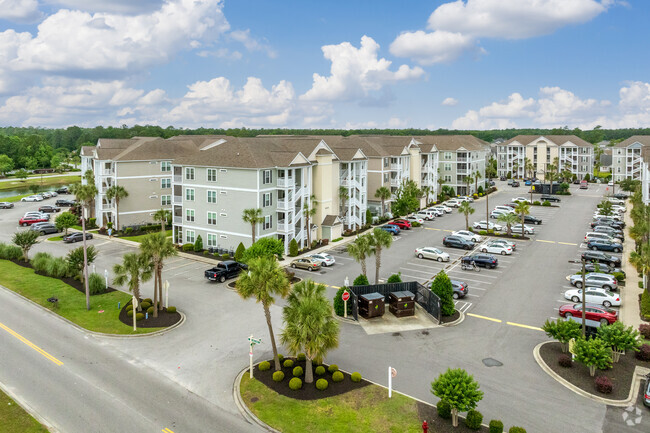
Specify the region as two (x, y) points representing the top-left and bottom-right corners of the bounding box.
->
(0, 0), (648, 130)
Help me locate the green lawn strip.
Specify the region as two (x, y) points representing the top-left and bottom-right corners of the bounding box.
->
(0, 260), (162, 335)
(240, 375), (422, 433)
(0, 175), (81, 192)
(120, 230), (172, 243)
(0, 388), (49, 433)
(46, 236), (64, 242)
(4, 193), (33, 203)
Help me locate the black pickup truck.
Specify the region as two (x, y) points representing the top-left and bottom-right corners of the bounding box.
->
(204, 260), (248, 283)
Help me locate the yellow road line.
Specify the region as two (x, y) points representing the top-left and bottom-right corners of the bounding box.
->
(330, 285), (340, 289)
(467, 313), (502, 323)
(162, 429), (175, 433)
(0, 322), (63, 366)
(536, 239), (556, 244)
(506, 322), (543, 331)
(424, 227), (441, 231)
(443, 229), (454, 232)
(558, 242), (577, 246)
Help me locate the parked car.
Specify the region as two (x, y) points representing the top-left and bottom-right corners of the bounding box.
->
(583, 262), (623, 276)
(204, 260), (248, 282)
(458, 196), (474, 203)
(612, 193), (628, 200)
(452, 230), (482, 243)
(30, 223), (59, 235)
(540, 194), (561, 202)
(524, 179), (532, 186)
(493, 205), (516, 214)
(414, 247), (450, 262)
(55, 199), (76, 207)
(450, 279), (468, 299)
(24, 212), (50, 220)
(500, 176), (507, 181)
(607, 197), (625, 206)
(56, 186), (69, 194)
(490, 210), (509, 219)
(580, 180), (589, 189)
(431, 204), (452, 213)
(511, 181), (520, 187)
(510, 224), (535, 234)
(445, 199), (461, 208)
(63, 232), (93, 243)
(480, 242), (512, 255)
(472, 220), (503, 231)
(563, 288), (620, 307)
(488, 180), (495, 186)
(488, 239), (516, 251)
(391, 219), (412, 230)
(523, 215), (542, 225)
(558, 303), (618, 326)
(427, 208), (444, 217)
(507, 179), (514, 185)
(41, 192), (52, 199)
(48, 191), (58, 197)
(501, 203), (517, 209)
(380, 224), (401, 235)
(405, 215), (425, 224)
(290, 257), (322, 272)
(591, 217), (624, 229)
(511, 197), (531, 203)
(644, 373), (650, 408)
(569, 273), (618, 290)
(0, 202), (14, 209)
(611, 204), (626, 213)
(593, 212), (622, 221)
(38, 205), (61, 213)
(585, 232), (618, 244)
(593, 225), (624, 240)
(19, 216), (48, 226)
(461, 254), (498, 268)
(21, 195), (43, 202)
(587, 239), (623, 253)
(442, 235), (475, 250)
(582, 251), (622, 267)
(309, 253), (335, 267)
(416, 210), (436, 221)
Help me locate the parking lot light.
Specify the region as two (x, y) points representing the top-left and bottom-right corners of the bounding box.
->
(568, 258), (587, 337)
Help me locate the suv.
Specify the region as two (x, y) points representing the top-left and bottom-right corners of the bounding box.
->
(511, 181), (520, 187)
(442, 235), (475, 250)
(380, 224), (400, 235)
(416, 210), (436, 221)
(55, 199), (76, 207)
(204, 260), (248, 282)
(582, 251), (621, 267)
(56, 186), (69, 194)
(493, 205), (515, 214)
(450, 279), (468, 299)
(591, 218), (624, 230)
(38, 205), (61, 213)
(462, 254), (498, 268)
(19, 215), (48, 226)
(445, 199), (461, 208)
(541, 194), (561, 202)
(569, 273), (618, 290)
(30, 223), (59, 235)
(586, 239), (623, 253)
(523, 215), (542, 225)
(391, 219), (412, 230)
(593, 225), (624, 240)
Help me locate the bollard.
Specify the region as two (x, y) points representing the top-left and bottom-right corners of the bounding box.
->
(146, 312), (148, 320)
(118, 301), (120, 310)
(422, 420), (428, 433)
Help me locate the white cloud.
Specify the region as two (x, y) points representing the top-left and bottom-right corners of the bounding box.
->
(479, 93), (536, 118)
(536, 86), (608, 125)
(301, 36), (424, 102)
(229, 29), (277, 58)
(0, 0), (43, 23)
(619, 81), (650, 111)
(197, 48), (243, 60)
(44, 0), (165, 15)
(389, 30), (475, 65)
(441, 97), (458, 106)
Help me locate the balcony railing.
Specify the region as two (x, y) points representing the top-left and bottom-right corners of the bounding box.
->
(173, 175), (182, 183)
(277, 221), (290, 233)
(277, 178), (293, 188)
(102, 169), (114, 176)
(173, 216), (182, 224)
(390, 163), (399, 170)
(390, 178), (399, 187)
(340, 178), (351, 187)
(173, 196), (182, 204)
(277, 199), (291, 211)
(101, 204), (114, 210)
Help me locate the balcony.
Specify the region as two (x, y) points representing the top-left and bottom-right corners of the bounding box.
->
(277, 221), (290, 233)
(102, 169), (114, 176)
(390, 163), (399, 170)
(173, 216), (182, 224)
(101, 204), (114, 210)
(390, 178), (399, 187)
(173, 195), (182, 204)
(278, 178), (293, 188)
(174, 175), (182, 183)
(340, 178), (351, 187)
(277, 199), (291, 211)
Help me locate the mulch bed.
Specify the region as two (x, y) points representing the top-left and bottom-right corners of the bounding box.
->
(416, 402), (489, 432)
(253, 358), (369, 401)
(118, 299), (181, 328)
(540, 341), (650, 400)
(440, 310), (461, 324)
(10, 259), (117, 295)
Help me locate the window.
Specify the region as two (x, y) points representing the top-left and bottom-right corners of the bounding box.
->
(185, 188), (195, 201)
(383, 173), (389, 183)
(186, 230), (195, 244)
(186, 209), (195, 222)
(263, 192), (272, 207)
(264, 215), (272, 230)
(207, 233), (217, 247)
(444, 175), (452, 182)
(444, 152), (452, 160)
(207, 212), (217, 225)
(161, 161), (171, 172)
(185, 167), (195, 180)
(262, 170), (272, 184)
(383, 158), (389, 168)
(207, 169), (217, 182)
(161, 195), (171, 206)
(207, 190), (217, 203)
(444, 163), (452, 171)
(161, 178), (171, 189)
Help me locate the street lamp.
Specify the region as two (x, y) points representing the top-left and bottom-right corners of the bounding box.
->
(568, 258), (587, 337)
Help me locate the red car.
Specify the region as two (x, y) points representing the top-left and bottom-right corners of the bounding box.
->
(19, 216), (49, 226)
(391, 219), (412, 230)
(558, 303), (618, 326)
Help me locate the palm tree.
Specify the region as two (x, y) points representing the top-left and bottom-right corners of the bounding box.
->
(153, 208), (171, 232)
(112, 253), (154, 312)
(140, 232), (178, 316)
(280, 280), (339, 383)
(71, 177), (98, 311)
(106, 185), (129, 231)
(497, 213), (519, 236)
(338, 186), (349, 225)
(369, 227), (393, 284)
(464, 174), (473, 196)
(523, 157), (531, 179)
(630, 243), (650, 290)
(242, 208), (263, 244)
(458, 201), (475, 231)
(236, 256), (291, 371)
(546, 164), (557, 194)
(83, 169), (96, 218)
(514, 201), (531, 237)
(303, 194), (318, 245)
(374, 186), (391, 217)
(474, 170), (482, 194)
(346, 234), (373, 277)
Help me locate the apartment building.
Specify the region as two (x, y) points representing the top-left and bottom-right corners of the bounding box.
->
(611, 136), (650, 182)
(496, 135), (594, 180)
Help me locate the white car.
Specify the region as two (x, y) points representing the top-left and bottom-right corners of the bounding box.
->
(405, 215), (424, 224)
(473, 220), (503, 231)
(427, 207), (444, 217)
(431, 205), (452, 213)
(414, 247), (450, 262)
(611, 205), (626, 213)
(511, 197), (531, 203)
(490, 210), (509, 219)
(493, 205), (516, 214)
(489, 239), (516, 251)
(481, 242), (512, 255)
(452, 230), (483, 243)
(593, 213), (622, 221)
(608, 180), (614, 186)
(24, 211), (50, 219)
(416, 210), (436, 221)
(21, 195), (43, 202)
(607, 198), (625, 206)
(510, 224), (535, 234)
(309, 253), (335, 267)
(445, 199), (461, 208)
(41, 192), (53, 198)
(458, 196), (474, 203)
(563, 287), (620, 308)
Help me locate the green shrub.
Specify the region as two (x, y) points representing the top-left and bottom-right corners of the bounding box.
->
(135, 313), (144, 320)
(289, 377), (302, 390)
(192, 235), (203, 252)
(126, 304), (134, 312)
(508, 428), (526, 433)
(142, 298), (151, 303)
(147, 306), (154, 314)
(278, 354), (284, 362)
(127, 310), (133, 317)
(387, 273), (402, 283)
(272, 371), (285, 382)
(333, 287), (348, 316)
(315, 366), (326, 376)
(166, 306), (177, 313)
(411, 221), (422, 227)
(289, 238), (299, 257)
(297, 353), (306, 361)
(124, 227), (133, 235)
(259, 361), (271, 371)
(32, 252), (53, 274)
(532, 201), (541, 206)
(140, 301), (151, 310)
(221, 253), (230, 261)
(182, 243), (194, 252)
(477, 186), (484, 194)
(87, 217), (97, 229)
(479, 230), (487, 235)
(235, 242), (246, 262)
(328, 364), (339, 373)
(465, 409), (483, 430)
(316, 378), (328, 390)
(283, 359), (294, 368)
(353, 274), (369, 286)
(612, 272), (625, 282)
(88, 272), (106, 295)
(46, 257), (70, 278)
(0, 244), (23, 261)
(293, 366), (303, 377)
(203, 250), (210, 255)
(351, 372), (362, 382)
(639, 281), (644, 289)
(332, 237), (343, 242)
(641, 291), (650, 319)
(489, 420), (504, 433)
(436, 400), (451, 419)
(430, 271), (455, 316)
(542, 200), (551, 206)
(332, 371), (344, 382)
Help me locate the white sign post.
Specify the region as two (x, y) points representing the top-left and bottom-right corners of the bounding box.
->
(342, 290), (350, 318)
(104, 269), (108, 291)
(164, 280), (170, 308)
(248, 335), (262, 379)
(132, 296), (138, 331)
(388, 366), (397, 398)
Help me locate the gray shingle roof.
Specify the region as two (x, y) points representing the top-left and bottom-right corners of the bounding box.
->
(614, 136), (650, 148)
(502, 135), (592, 147)
(413, 135), (489, 152)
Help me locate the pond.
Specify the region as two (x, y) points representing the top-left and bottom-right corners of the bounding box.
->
(0, 183), (76, 199)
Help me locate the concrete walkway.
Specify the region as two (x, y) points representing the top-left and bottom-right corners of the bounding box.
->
(619, 209), (643, 329)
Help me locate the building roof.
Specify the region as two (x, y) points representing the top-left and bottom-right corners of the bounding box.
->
(321, 215), (342, 226)
(614, 136), (650, 148)
(413, 135), (489, 152)
(112, 138), (203, 162)
(502, 135), (592, 147)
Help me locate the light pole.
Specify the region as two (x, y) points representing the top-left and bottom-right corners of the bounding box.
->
(568, 258), (587, 337)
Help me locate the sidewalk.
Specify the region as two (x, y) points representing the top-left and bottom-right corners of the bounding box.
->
(277, 234), (358, 267)
(619, 210), (642, 329)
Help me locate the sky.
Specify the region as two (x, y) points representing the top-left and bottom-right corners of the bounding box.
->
(0, 0), (648, 130)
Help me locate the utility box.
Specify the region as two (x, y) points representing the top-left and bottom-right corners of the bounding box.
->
(389, 291), (415, 317)
(358, 292), (385, 319)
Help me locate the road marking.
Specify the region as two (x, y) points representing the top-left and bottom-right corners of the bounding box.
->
(506, 322), (543, 331)
(536, 239), (555, 244)
(166, 261), (195, 271)
(162, 429), (175, 433)
(424, 227), (441, 231)
(96, 241), (112, 247)
(0, 322), (63, 366)
(465, 293), (480, 298)
(467, 313), (502, 323)
(330, 285), (340, 289)
(558, 242), (578, 246)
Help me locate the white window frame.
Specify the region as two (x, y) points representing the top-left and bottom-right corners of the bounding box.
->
(186, 209), (195, 222)
(207, 211), (217, 225)
(185, 188), (195, 201)
(264, 215), (272, 230)
(207, 190), (217, 204)
(207, 168), (217, 182)
(185, 167), (195, 180)
(161, 178), (171, 189)
(161, 195), (171, 206)
(161, 161), (171, 172)
(262, 170), (272, 185)
(444, 163), (452, 171)
(444, 152), (453, 160)
(186, 230), (195, 244)
(207, 233), (217, 247)
(444, 175), (452, 182)
(263, 192), (272, 207)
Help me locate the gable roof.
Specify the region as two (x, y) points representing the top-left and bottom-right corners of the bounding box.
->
(413, 135), (489, 152)
(615, 136), (650, 148)
(503, 135), (592, 147)
(321, 215), (342, 226)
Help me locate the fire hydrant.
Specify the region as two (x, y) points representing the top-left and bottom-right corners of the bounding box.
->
(422, 420), (428, 433)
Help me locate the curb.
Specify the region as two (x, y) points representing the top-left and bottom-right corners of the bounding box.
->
(0, 284), (185, 338)
(442, 309), (465, 327)
(0, 379), (61, 433)
(332, 313), (361, 326)
(533, 341), (650, 407)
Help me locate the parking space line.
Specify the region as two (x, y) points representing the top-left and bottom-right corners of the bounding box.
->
(536, 239), (556, 244)
(446, 270), (497, 280)
(424, 227), (441, 231)
(506, 322), (543, 331)
(558, 242), (578, 246)
(166, 261), (195, 272)
(465, 293), (480, 298)
(467, 313), (502, 323)
(397, 273), (429, 283)
(400, 267), (436, 276)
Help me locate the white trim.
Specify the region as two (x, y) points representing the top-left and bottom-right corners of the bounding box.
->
(116, 174), (171, 179)
(174, 224), (252, 238)
(120, 209), (166, 215)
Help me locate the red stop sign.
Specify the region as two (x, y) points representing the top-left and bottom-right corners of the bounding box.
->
(342, 290), (350, 302)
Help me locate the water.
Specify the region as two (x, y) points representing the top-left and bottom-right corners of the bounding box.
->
(0, 183), (75, 199)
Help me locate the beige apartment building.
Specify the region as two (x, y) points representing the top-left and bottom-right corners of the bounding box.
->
(612, 136), (650, 182)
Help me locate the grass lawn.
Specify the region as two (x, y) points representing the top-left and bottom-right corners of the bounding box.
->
(4, 193), (33, 202)
(240, 374), (422, 433)
(0, 389), (49, 433)
(0, 260), (162, 335)
(120, 230), (172, 243)
(0, 175), (81, 192)
(46, 235), (64, 242)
